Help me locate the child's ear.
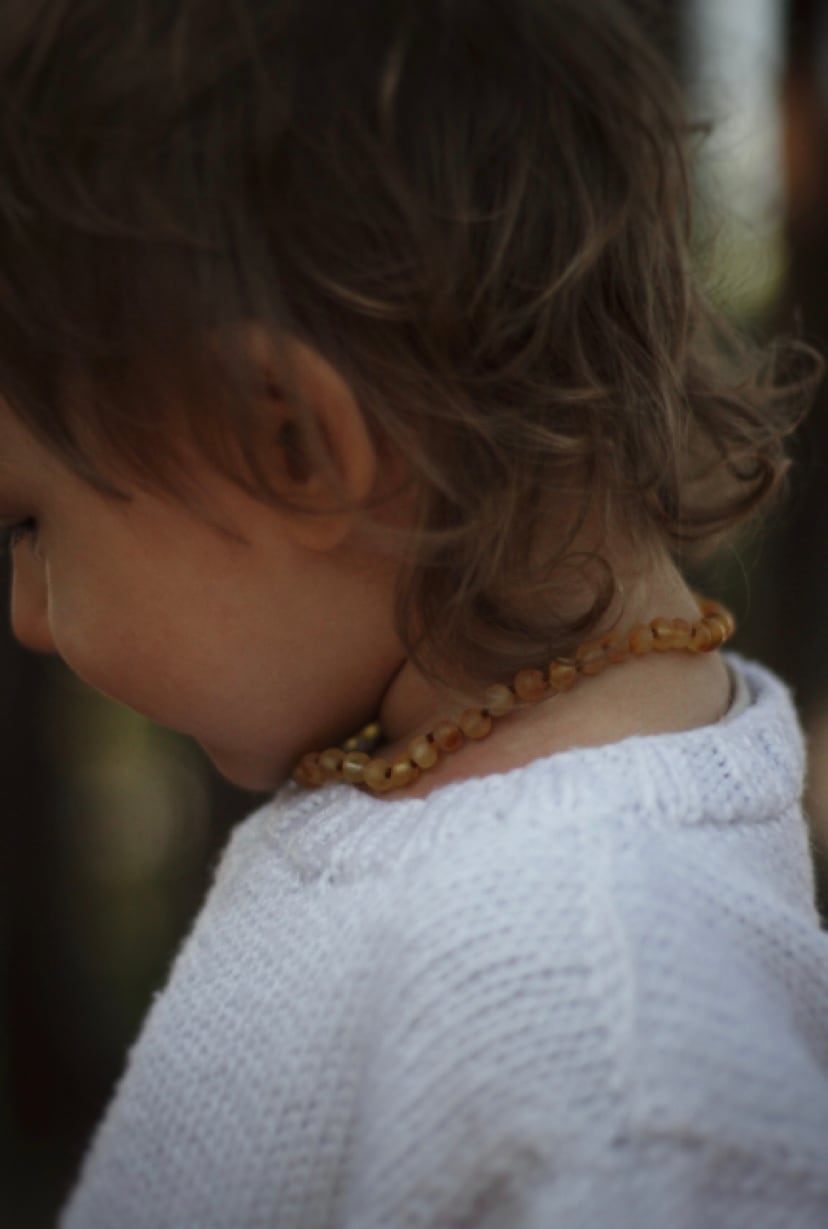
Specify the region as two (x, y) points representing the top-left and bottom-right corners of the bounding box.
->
(245, 329), (380, 550)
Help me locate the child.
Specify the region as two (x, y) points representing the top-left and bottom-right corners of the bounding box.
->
(2, 0), (827, 1225)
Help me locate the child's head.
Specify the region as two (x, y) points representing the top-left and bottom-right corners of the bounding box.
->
(0, 0), (813, 783)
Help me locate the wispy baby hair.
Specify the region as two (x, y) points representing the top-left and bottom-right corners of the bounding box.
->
(0, 0), (817, 683)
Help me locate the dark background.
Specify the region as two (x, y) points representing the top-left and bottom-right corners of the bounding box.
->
(4, 2), (828, 1224)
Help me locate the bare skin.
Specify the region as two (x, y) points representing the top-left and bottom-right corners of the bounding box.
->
(372, 559), (731, 799)
(1, 336), (731, 798)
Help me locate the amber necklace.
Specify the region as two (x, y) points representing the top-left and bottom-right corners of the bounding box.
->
(293, 597), (735, 795)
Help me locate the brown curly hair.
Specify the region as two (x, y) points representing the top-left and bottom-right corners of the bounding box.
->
(0, 0), (818, 683)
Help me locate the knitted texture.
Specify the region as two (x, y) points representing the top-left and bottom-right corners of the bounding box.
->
(61, 658), (828, 1228)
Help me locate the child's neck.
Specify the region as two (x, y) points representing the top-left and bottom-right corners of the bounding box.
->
(374, 563), (732, 800)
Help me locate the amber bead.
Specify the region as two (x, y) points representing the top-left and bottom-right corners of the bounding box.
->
(689, 622), (713, 652)
(706, 610), (733, 642)
(319, 747), (344, 777)
(576, 639), (606, 676)
(650, 617), (674, 651)
(603, 631), (629, 664)
(703, 616), (726, 649)
(409, 735), (439, 769)
(390, 758), (419, 789)
(342, 751), (370, 783)
(433, 721), (465, 753)
(459, 707), (493, 740)
(630, 625), (655, 655)
(514, 668), (547, 703)
(363, 758), (393, 792)
(484, 683), (515, 717)
(671, 618), (691, 650)
(714, 606), (736, 639)
(548, 660), (577, 691)
(296, 752), (324, 786)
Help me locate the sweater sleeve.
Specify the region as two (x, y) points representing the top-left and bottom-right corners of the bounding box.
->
(339, 819), (634, 1228)
(337, 818), (828, 1229)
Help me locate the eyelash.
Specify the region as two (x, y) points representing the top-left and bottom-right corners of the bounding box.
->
(0, 517), (38, 555)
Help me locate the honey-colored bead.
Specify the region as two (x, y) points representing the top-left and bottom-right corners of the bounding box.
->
(702, 616), (726, 649)
(361, 721), (382, 743)
(689, 622), (713, 652)
(409, 735), (439, 769)
(671, 618), (691, 650)
(650, 617), (674, 651)
(706, 612), (732, 645)
(390, 758), (420, 789)
(319, 747), (344, 777)
(342, 751), (370, 783)
(576, 639), (606, 676)
(698, 600), (735, 643)
(296, 753), (325, 786)
(433, 721), (465, 753)
(514, 668), (547, 702)
(715, 606), (736, 639)
(548, 660), (577, 691)
(484, 683), (515, 717)
(459, 707), (493, 739)
(363, 758), (393, 792)
(630, 626), (655, 655)
(603, 631), (629, 664)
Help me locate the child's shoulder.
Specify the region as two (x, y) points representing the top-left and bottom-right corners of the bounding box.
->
(201, 654), (812, 1049)
(69, 660), (828, 1229)
(205, 658), (811, 1032)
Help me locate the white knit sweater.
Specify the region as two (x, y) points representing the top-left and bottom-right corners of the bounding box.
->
(62, 658), (828, 1228)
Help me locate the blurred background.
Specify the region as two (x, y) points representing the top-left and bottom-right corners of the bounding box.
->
(4, 1), (828, 1223)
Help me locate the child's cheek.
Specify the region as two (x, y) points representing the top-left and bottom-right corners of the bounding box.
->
(49, 601), (203, 736)
(45, 590), (144, 712)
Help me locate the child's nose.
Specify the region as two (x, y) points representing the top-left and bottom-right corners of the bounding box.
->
(10, 548), (56, 654)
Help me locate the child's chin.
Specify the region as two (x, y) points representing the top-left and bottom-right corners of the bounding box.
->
(198, 743), (287, 793)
